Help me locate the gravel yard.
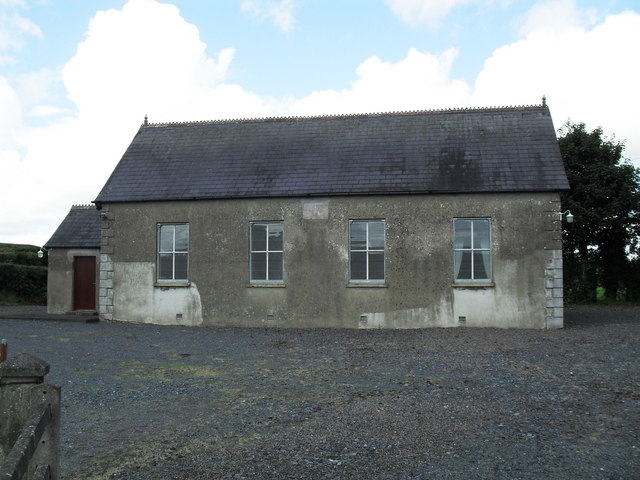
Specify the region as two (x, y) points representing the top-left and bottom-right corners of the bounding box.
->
(1, 305), (638, 479)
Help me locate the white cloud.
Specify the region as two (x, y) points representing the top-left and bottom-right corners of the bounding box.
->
(62, 0), (275, 125)
(0, 3), (42, 53)
(515, 0), (597, 37)
(1, 0), (639, 246)
(241, 0), (296, 33)
(0, 0), (273, 245)
(290, 48), (471, 115)
(14, 68), (60, 108)
(472, 6), (640, 163)
(28, 104), (66, 118)
(0, 76), (21, 144)
(385, 0), (472, 27)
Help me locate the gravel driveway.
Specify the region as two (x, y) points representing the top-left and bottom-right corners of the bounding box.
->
(1, 305), (638, 480)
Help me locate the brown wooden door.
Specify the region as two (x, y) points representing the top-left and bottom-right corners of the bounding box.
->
(73, 256), (97, 311)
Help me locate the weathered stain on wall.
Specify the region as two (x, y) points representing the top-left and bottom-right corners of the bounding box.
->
(452, 284), (535, 328)
(113, 262), (203, 326)
(359, 299), (455, 329)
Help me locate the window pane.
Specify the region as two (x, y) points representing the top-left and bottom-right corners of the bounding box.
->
(454, 220), (472, 249)
(350, 251), (367, 280)
(473, 220), (490, 249)
(368, 221), (385, 250)
(174, 253), (188, 280)
(251, 224), (267, 251)
(268, 223), (283, 251)
(251, 252), (266, 280)
(175, 225), (189, 252)
(369, 251), (385, 280)
(455, 251), (472, 280)
(268, 252), (283, 281)
(350, 222), (367, 251)
(158, 253), (173, 280)
(159, 225), (174, 252)
(473, 251), (491, 280)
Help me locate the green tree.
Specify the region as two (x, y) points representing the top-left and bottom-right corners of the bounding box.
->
(559, 122), (640, 302)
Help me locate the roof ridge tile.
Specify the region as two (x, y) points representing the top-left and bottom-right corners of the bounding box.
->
(142, 103), (548, 128)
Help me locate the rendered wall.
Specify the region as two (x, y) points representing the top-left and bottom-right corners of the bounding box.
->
(47, 248), (99, 314)
(98, 192), (563, 328)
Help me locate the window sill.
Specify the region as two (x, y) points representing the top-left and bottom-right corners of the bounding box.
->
(347, 283), (388, 288)
(154, 282), (190, 288)
(247, 283), (286, 288)
(452, 282), (495, 288)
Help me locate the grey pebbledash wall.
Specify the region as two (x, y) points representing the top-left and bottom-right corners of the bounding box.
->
(98, 191), (564, 329)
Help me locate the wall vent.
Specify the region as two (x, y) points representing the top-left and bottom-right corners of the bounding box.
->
(458, 316), (466, 325)
(359, 315), (368, 327)
(266, 314), (275, 322)
(176, 313), (183, 320)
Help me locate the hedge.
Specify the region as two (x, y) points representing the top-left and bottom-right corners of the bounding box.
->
(0, 244), (46, 267)
(0, 263), (47, 304)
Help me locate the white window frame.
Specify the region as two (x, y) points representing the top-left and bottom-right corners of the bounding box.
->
(453, 218), (492, 283)
(157, 223), (189, 283)
(349, 219), (386, 283)
(249, 221), (284, 283)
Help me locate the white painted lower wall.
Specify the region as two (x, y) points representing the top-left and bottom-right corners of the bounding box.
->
(112, 262), (203, 326)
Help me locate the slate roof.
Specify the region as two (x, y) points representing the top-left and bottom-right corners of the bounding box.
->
(94, 105), (569, 204)
(44, 206), (101, 249)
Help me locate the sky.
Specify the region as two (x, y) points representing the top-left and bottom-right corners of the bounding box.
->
(1, 0), (639, 246)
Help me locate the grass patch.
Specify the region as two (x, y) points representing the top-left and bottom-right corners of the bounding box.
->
(594, 287), (640, 305)
(237, 432), (263, 446)
(162, 364), (222, 379)
(113, 360), (223, 382)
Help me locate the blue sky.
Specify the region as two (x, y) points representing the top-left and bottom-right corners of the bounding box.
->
(4, 1), (520, 94)
(1, 0), (639, 245)
(10, 0), (631, 101)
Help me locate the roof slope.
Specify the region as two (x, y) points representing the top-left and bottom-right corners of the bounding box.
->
(44, 206), (101, 248)
(95, 105), (569, 204)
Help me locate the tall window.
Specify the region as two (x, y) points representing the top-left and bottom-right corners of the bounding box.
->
(250, 222), (284, 282)
(157, 223), (189, 282)
(350, 220), (385, 282)
(454, 218), (491, 282)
